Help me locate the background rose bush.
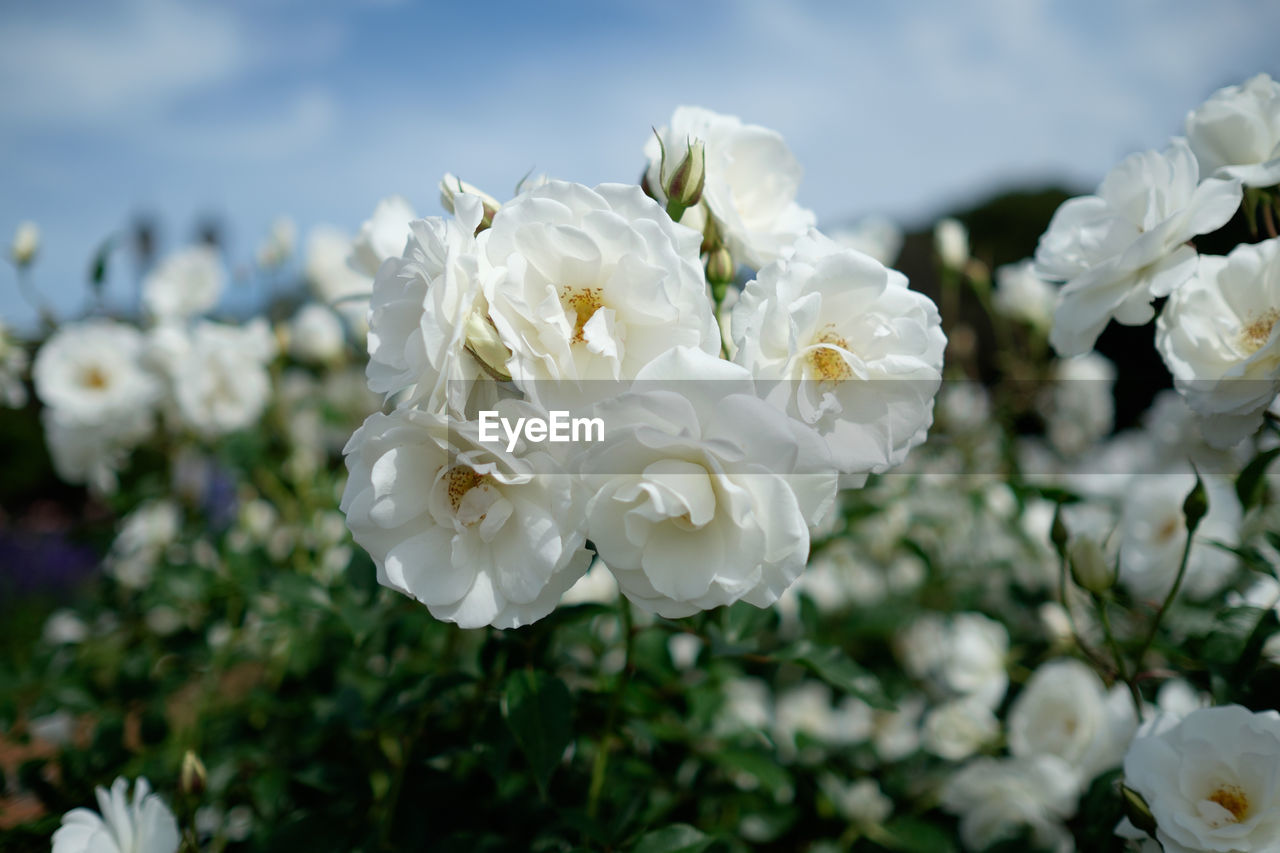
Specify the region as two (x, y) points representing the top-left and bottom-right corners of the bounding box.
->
(3, 81), (1280, 853)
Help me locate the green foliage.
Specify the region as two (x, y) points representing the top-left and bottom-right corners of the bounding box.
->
(501, 669), (573, 796)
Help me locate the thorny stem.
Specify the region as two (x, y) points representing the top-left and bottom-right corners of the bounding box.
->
(587, 600), (635, 820)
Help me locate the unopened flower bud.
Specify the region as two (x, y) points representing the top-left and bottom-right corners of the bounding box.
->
(439, 174), (501, 232)
(11, 221), (39, 268)
(1049, 504), (1069, 559)
(1182, 473), (1208, 535)
(1121, 783), (1158, 839)
(463, 307), (512, 380)
(934, 218), (969, 270)
(705, 246), (735, 286)
(1068, 536), (1114, 594)
(664, 138), (706, 220)
(181, 750), (207, 797)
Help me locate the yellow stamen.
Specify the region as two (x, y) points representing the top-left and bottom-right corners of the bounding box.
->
(563, 287), (604, 344)
(1239, 308), (1279, 355)
(82, 366), (109, 390)
(444, 466), (486, 513)
(808, 328), (853, 382)
(1208, 784), (1250, 822)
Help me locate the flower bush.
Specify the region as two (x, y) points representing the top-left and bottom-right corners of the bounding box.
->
(2, 80), (1280, 852)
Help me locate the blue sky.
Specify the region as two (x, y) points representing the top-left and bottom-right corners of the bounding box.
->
(1, 0), (1277, 329)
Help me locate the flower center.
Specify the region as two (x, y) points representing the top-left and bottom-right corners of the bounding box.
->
(807, 328), (853, 382)
(563, 287), (605, 344)
(1156, 515), (1182, 543)
(81, 365), (110, 390)
(1238, 308), (1279, 355)
(444, 466), (486, 512)
(1207, 783), (1250, 824)
(442, 465), (500, 528)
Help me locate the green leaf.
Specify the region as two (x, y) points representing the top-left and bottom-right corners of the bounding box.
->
(632, 824), (714, 853)
(711, 749), (793, 798)
(777, 641), (893, 709)
(1236, 447), (1280, 512)
(883, 816), (958, 853)
(499, 669), (571, 796)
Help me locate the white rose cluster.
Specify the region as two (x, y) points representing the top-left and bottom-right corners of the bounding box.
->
(1038, 72), (1280, 448)
(31, 245), (280, 492)
(342, 106), (946, 629)
(941, 657), (1138, 851)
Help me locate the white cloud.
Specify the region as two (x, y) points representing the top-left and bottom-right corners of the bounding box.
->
(0, 0), (247, 125)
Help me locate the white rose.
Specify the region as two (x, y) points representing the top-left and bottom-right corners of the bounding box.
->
(1123, 705), (1280, 853)
(52, 777), (180, 853)
(828, 216), (904, 267)
(1008, 658), (1137, 790)
(774, 682), (839, 757)
(483, 181), (718, 396)
(1035, 137), (1242, 356)
(142, 245), (225, 321)
(644, 106), (815, 269)
(350, 195), (416, 277)
(941, 756), (1079, 853)
(366, 195), (499, 414)
(900, 612), (1009, 709)
(994, 259), (1058, 332)
(922, 697), (999, 761)
(341, 402), (592, 629)
(41, 410), (150, 494)
(287, 303), (346, 365)
(731, 229), (945, 478)
(306, 225), (372, 334)
(774, 682), (872, 755)
(1118, 470), (1240, 601)
(943, 613), (1010, 708)
(1186, 73), (1280, 188)
(872, 695), (925, 762)
(172, 319), (276, 437)
(1156, 236), (1280, 447)
(715, 678), (773, 735)
(33, 319), (159, 490)
(1041, 353), (1116, 455)
(578, 347), (836, 618)
(33, 318), (161, 426)
(820, 776), (893, 827)
(783, 539), (886, 616)
(107, 499), (182, 589)
(43, 609), (88, 644)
